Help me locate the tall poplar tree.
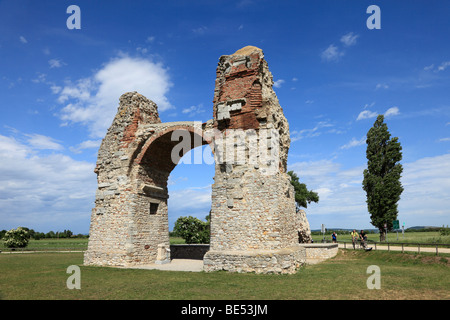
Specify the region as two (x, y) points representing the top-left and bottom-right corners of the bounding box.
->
(362, 115), (403, 241)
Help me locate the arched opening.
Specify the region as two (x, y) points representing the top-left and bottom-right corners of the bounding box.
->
(168, 144), (215, 240)
(167, 144), (215, 259)
(134, 125), (214, 262)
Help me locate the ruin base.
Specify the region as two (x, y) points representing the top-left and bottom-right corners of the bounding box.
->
(203, 245), (306, 274)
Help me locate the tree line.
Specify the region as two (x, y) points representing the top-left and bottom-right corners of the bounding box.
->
(0, 227), (88, 240)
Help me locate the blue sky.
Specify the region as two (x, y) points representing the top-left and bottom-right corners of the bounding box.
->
(1, 0), (449, 234)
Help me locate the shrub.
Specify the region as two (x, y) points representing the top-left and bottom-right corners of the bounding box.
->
(439, 225), (450, 236)
(3, 227), (30, 248)
(173, 216), (210, 244)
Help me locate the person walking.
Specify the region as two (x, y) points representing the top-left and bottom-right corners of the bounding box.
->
(351, 229), (359, 249)
(331, 232), (337, 243)
(359, 230), (367, 249)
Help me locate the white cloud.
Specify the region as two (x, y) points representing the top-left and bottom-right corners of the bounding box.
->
(437, 61), (450, 72)
(291, 121), (334, 142)
(340, 32), (359, 47)
(69, 139), (102, 154)
(48, 59), (65, 68)
(50, 85), (62, 94)
(340, 137), (365, 150)
(273, 79), (285, 88)
(0, 134), (96, 233)
(439, 137), (450, 142)
(0, 134), (30, 158)
(146, 36), (155, 43)
(31, 73), (47, 84)
(25, 133), (64, 150)
(357, 106), (399, 121)
(288, 153), (450, 229)
(384, 106), (400, 118)
(136, 47), (148, 54)
(423, 61), (450, 72)
(289, 159), (341, 185)
(58, 78), (92, 103)
(56, 55), (174, 138)
(168, 175), (188, 186)
(182, 104), (205, 115)
(19, 36), (27, 44)
(169, 185), (211, 211)
(288, 159), (366, 227)
(375, 83), (389, 90)
(398, 153), (450, 225)
(168, 185), (212, 227)
(363, 102), (375, 109)
(357, 110), (378, 121)
(321, 44), (344, 62)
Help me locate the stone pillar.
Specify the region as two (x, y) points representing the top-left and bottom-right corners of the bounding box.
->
(203, 46), (305, 274)
(155, 243), (171, 264)
(297, 209), (313, 243)
(83, 92), (166, 267)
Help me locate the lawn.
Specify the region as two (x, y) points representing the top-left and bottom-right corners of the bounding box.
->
(0, 249), (448, 300)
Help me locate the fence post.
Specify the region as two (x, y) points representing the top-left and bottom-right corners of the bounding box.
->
(418, 243), (420, 254)
(402, 243), (404, 253)
(436, 245), (438, 256)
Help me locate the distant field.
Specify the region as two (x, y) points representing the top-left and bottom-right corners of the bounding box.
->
(0, 249), (448, 300)
(0, 237), (187, 251)
(0, 238), (88, 252)
(1, 231), (449, 252)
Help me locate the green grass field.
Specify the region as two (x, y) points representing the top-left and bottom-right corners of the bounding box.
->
(0, 237), (186, 252)
(0, 249), (448, 300)
(1, 231), (449, 252)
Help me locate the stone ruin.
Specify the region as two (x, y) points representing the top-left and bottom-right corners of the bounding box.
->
(84, 46), (317, 274)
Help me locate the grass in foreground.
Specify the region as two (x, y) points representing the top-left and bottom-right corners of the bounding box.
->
(0, 250), (448, 300)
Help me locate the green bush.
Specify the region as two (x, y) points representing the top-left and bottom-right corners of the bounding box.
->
(3, 227), (30, 248)
(439, 225), (450, 236)
(173, 216), (210, 244)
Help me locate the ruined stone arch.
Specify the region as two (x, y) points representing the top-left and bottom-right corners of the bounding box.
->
(129, 124), (215, 263)
(84, 46), (311, 273)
